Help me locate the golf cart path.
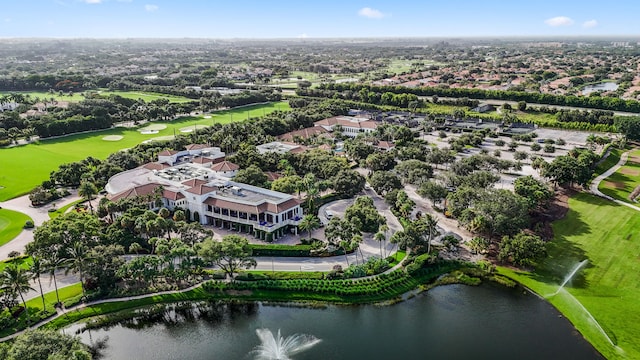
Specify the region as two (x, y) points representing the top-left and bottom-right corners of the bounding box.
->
(590, 150), (640, 212)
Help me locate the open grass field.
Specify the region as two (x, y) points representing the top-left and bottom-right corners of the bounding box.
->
(499, 193), (640, 359)
(1, 90), (194, 103)
(599, 148), (640, 203)
(0, 101), (289, 201)
(98, 90), (194, 103)
(0, 209), (31, 246)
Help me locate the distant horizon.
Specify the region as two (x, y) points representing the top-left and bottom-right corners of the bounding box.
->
(2, 0), (640, 38)
(1, 35), (639, 41)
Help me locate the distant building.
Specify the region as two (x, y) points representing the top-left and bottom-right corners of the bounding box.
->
(278, 127), (329, 142)
(257, 141), (307, 154)
(314, 116), (378, 137)
(471, 104), (496, 113)
(158, 144), (225, 166)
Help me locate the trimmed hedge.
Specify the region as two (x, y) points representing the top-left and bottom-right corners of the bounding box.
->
(250, 244), (313, 257)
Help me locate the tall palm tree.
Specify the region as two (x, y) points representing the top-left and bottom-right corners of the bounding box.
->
(374, 231), (386, 259)
(78, 181), (98, 214)
(298, 214), (320, 240)
(43, 252), (65, 306)
(424, 214), (438, 254)
(64, 242), (88, 297)
(0, 265), (34, 323)
(29, 257), (46, 311)
(379, 224), (389, 258)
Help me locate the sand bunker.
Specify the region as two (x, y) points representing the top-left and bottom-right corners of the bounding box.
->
(630, 155), (640, 164)
(179, 125), (208, 133)
(204, 115), (212, 119)
(604, 181), (625, 189)
(140, 130), (159, 134)
(102, 135), (123, 141)
(620, 168), (640, 176)
(139, 124), (167, 132)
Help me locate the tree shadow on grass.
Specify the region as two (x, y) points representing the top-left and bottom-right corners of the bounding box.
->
(525, 207), (593, 290)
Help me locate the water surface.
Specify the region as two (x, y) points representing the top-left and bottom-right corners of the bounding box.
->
(69, 284), (602, 360)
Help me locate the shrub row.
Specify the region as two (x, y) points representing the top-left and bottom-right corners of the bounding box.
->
(250, 244), (313, 257)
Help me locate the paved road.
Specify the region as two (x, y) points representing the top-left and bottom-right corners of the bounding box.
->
(0, 192), (83, 260)
(590, 150), (640, 212)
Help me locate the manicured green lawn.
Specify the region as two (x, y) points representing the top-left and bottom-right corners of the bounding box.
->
(0, 256), (33, 272)
(98, 90), (194, 103)
(0, 209), (32, 246)
(594, 147), (623, 178)
(1, 90), (194, 103)
(499, 193), (640, 359)
(599, 148), (640, 203)
(48, 199), (84, 219)
(0, 101), (289, 201)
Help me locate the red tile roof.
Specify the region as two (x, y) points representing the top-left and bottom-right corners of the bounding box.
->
(181, 179), (207, 187)
(143, 162), (171, 171)
(279, 127), (328, 141)
(185, 184), (217, 195)
(265, 172), (282, 181)
(376, 141), (395, 150)
(108, 183), (162, 202)
(158, 150), (179, 156)
(163, 189), (185, 201)
(211, 161), (239, 172)
(192, 157), (213, 164)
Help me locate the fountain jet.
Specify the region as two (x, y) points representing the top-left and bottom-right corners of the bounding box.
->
(252, 328), (321, 360)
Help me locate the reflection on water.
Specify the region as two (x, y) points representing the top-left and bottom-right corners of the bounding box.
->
(68, 284), (603, 360)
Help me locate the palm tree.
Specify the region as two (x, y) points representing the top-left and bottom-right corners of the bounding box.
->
(379, 224), (389, 257)
(78, 181), (98, 214)
(129, 242), (143, 255)
(0, 265), (34, 323)
(30, 257), (46, 311)
(374, 231), (386, 259)
(64, 242), (88, 297)
(43, 252), (65, 306)
(298, 214), (320, 240)
(423, 214), (438, 254)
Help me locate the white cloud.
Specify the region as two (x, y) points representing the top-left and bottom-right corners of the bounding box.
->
(544, 16), (574, 27)
(358, 7), (386, 19)
(297, 33), (309, 39)
(82, 0), (102, 4)
(144, 4), (158, 11)
(583, 20), (598, 28)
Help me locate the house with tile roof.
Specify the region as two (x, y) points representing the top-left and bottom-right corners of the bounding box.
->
(314, 115), (378, 137)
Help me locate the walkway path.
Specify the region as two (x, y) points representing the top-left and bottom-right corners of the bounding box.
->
(0, 192), (83, 260)
(590, 150), (640, 212)
(4, 246), (412, 343)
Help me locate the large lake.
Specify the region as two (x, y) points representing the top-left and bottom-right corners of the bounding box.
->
(69, 284), (602, 360)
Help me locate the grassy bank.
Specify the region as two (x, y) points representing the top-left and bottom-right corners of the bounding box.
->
(48, 199), (83, 219)
(0, 209), (32, 246)
(498, 192), (640, 359)
(35, 261), (468, 335)
(0, 101), (289, 201)
(599, 148), (640, 202)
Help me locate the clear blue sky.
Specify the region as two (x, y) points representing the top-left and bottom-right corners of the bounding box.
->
(2, 0), (639, 38)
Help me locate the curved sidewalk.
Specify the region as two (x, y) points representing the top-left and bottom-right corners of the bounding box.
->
(0, 192), (82, 261)
(590, 151), (640, 212)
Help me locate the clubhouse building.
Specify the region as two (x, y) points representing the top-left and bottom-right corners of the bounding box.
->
(106, 144), (303, 241)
